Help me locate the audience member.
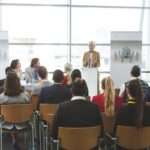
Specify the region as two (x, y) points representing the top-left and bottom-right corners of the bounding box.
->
(115, 79), (150, 129)
(10, 59), (22, 78)
(0, 66), (13, 94)
(119, 65), (149, 102)
(25, 57), (40, 83)
(70, 69), (89, 97)
(0, 72), (30, 104)
(63, 63), (72, 86)
(31, 66), (52, 95)
(92, 77), (123, 116)
(39, 69), (71, 103)
(51, 79), (102, 139)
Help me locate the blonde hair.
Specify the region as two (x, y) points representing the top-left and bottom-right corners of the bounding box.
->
(104, 76), (115, 117)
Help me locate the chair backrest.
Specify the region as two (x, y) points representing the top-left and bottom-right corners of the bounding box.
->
(1, 104), (33, 123)
(31, 95), (39, 110)
(101, 112), (115, 134)
(58, 126), (101, 150)
(116, 125), (150, 150)
(40, 103), (58, 116)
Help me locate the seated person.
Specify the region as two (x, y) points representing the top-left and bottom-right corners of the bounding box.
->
(70, 69), (89, 97)
(115, 79), (150, 149)
(25, 57), (40, 83)
(31, 66), (52, 95)
(39, 69), (72, 103)
(92, 77), (123, 116)
(119, 65), (149, 103)
(0, 72), (30, 105)
(63, 63), (72, 86)
(0, 66), (12, 94)
(51, 79), (102, 139)
(0, 72), (30, 149)
(10, 59), (22, 79)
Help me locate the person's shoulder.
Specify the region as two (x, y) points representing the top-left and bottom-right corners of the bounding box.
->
(92, 94), (104, 101)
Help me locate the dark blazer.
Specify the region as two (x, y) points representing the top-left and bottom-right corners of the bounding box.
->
(39, 84), (72, 103)
(115, 104), (150, 127)
(114, 104), (150, 150)
(51, 99), (102, 139)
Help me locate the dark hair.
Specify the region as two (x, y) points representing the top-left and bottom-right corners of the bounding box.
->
(30, 58), (39, 68)
(4, 72), (23, 96)
(131, 65), (141, 77)
(127, 79), (144, 128)
(38, 66), (48, 79)
(53, 69), (64, 83)
(10, 59), (19, 69)
(72, 79), (87, 96)
(71, 69), (81, 82)
(5, 66), (13, 75)
(101, 78), (106, 90)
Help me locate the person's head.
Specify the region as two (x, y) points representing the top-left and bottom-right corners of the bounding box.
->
(89, 41), (96, 51)
(64, 63), (72, 73)
(103, 76), (115, 117)
(127, 79), (144, 128)
(10, 59), (21, 70)
(37, 66), (48, 80)
(72, 79), (87, 96)
(71, 69), (81, 82)
(130, 65), (141, 77)
(53, 69), (64, 83)
(4, 72), (23, 96)
(30, 58), (40, 68)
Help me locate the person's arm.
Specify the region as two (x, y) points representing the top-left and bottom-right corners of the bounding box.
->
(83, 52), (87, 67)
(97, 51), (100, 67)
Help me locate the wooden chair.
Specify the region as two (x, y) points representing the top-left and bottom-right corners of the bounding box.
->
(31, 95), (39, 110)
(116, 125), (150, 150)
(58, 126), (101, 150)
(39, 104), (58, 150)
(101, 112), (115, 134)
(0, 104), (35, 150)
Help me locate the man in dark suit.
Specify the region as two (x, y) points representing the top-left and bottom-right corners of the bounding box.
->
(39, 69), (72, 103)
(51, 79), (102, 139)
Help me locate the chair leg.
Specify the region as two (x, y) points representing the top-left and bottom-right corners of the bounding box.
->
(39, 122), (42, 150)
(45, 126), (48, 150)
(31, 123), (35, 150)
(0, 126), (2, 150)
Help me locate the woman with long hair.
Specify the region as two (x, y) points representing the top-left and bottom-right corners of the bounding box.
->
(116, 79), (147, 128)
(92, 76), (122, 117)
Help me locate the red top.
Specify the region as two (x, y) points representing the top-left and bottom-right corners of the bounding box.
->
(92, 93), (123, 112)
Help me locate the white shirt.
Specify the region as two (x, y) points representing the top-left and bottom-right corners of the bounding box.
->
(71, 96), (86, 101)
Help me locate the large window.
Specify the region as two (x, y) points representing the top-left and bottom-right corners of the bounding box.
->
(0, 0), (150, 80)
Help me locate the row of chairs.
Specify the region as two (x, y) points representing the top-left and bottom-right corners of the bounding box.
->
(31, 95), (150, 150)
(0, 96), (150, 150)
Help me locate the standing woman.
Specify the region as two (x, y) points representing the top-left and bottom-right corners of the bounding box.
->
(92, 76), (123, 116)
(10, 59), (22, 78)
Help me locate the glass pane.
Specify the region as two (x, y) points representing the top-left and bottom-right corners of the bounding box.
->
(2, 6), (69, 43)
(72, 0), (143, 7)
(1, 0), (68, 4)
(145, 0), (150, 6)
(142, 9), (150, 43)
(141, 46), (150, 83)
(71, 46), (110, 71)
(9, 45), (69, 72)
(72, 8), (141, 43)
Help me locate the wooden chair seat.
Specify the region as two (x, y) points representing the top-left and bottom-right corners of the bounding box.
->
(58, 126), (101, 150)
(116, 125), (150, 150)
